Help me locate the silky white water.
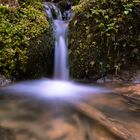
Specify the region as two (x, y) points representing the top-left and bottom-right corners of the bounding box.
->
(0, 2), (109, 100)
(54, 20), (69, 80)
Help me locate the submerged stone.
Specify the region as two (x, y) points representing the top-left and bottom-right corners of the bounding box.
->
(0, 126), (16, 140)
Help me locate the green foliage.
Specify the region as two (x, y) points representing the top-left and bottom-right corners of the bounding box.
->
(19, 0), (45, 10)
(0, 3), (50, 78)
(69, 0), (140, 79)
(73, 0), (80, 5)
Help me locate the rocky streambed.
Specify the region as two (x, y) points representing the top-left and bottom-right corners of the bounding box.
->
(0, 83), (140, 140)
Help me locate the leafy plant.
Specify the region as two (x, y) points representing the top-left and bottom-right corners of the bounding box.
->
(0, 3), (50, 78)
(69, 0), (140, 79)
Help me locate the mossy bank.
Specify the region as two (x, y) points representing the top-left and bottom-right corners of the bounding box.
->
(69, 0), (140, 80)
(0, 0), (140, 81)
(0, 0), (54, 79)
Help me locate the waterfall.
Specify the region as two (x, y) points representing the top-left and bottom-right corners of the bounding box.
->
(45, 2), (62, 19)
(0, 2), (109, 100)
(45, 2), (69, 80)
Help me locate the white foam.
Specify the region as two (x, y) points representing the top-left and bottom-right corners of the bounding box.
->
(3, 79), (109, 100)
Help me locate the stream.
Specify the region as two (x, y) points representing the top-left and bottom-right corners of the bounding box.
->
(0, 88), (140, 140)
(0, 2), (140, 140)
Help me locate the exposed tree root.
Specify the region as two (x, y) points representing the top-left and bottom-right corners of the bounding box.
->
(68, 100), (136, 140)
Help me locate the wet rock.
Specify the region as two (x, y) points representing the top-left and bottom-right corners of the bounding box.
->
(115, 70), (140, 84)
(0, 75), (11, 87)
(96, 70), (140, 84)
(96, 74), (122, 84)
(0, 126), (16, 140)
(131, 70), (140, 84)
(49, 0), (73, 19)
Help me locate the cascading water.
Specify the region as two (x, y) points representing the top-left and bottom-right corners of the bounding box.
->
(45, 2), (69, 80)
(53, 20), (69, 80)
(0, 2), (110, 99)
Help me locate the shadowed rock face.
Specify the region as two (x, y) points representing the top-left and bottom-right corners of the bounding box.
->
(46, 0), (73, 16)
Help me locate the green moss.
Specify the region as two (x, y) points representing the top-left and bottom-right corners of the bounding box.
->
(0, 3), (52, 79)
(69, 0), (140, 79)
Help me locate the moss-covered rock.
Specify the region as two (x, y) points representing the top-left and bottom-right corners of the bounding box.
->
(0, 2), (54, 79)
(69, 0), (140, 79)
(24, 29), (54, 79)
